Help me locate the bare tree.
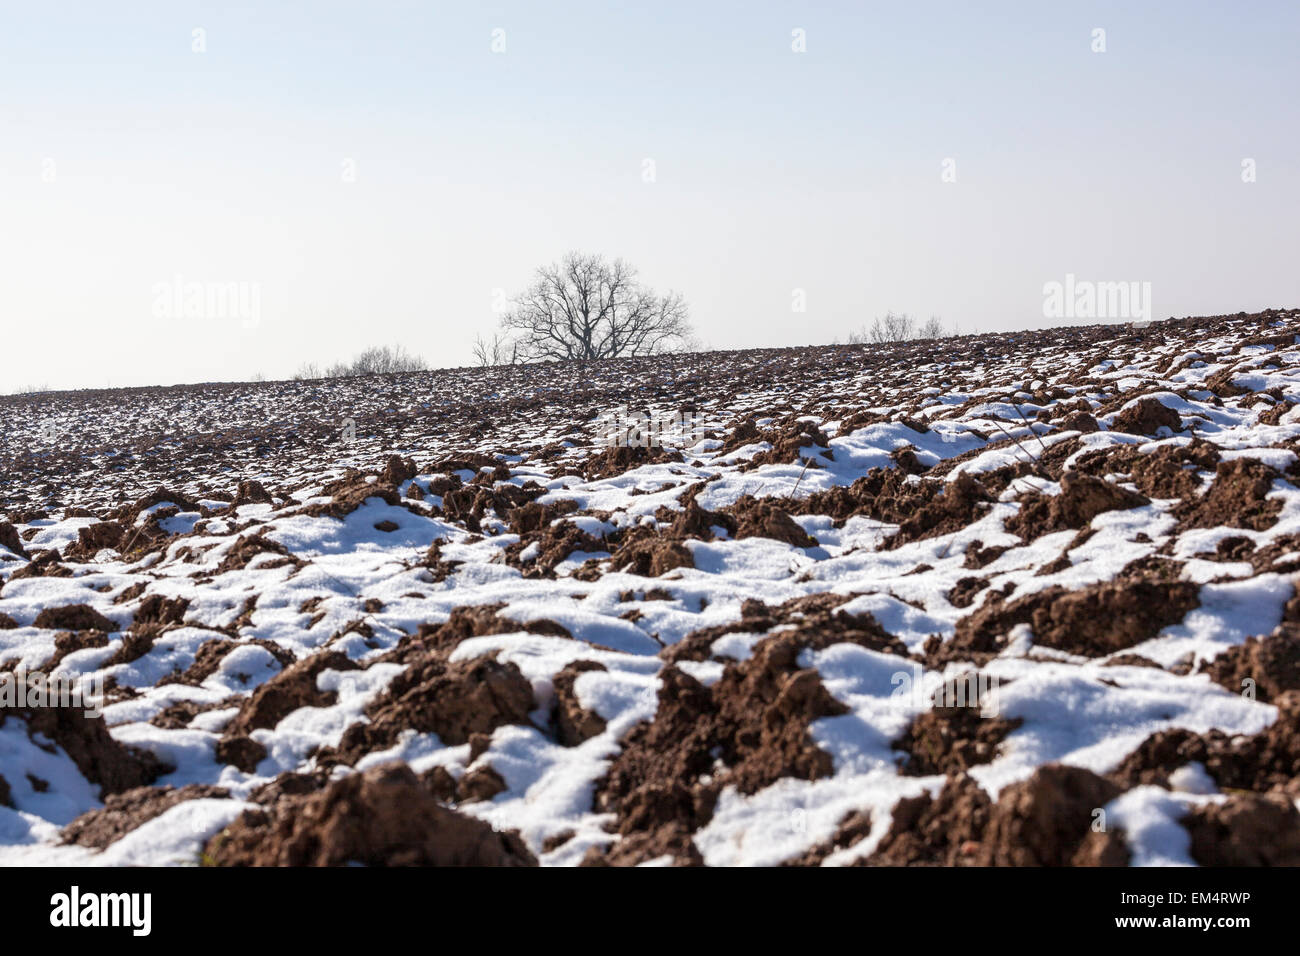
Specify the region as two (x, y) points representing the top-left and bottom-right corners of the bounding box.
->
(291, 363), (322, 381)
(292, 345), (427, 380)
(499, 252), (692, 362)
(917, 315), (948, 339)
(847, 312), (953, 344)
(349, 345), (427, 375)
(876, 312), (916, 342)
(472, 332), (519, 368)
(848, 311), (916, 344)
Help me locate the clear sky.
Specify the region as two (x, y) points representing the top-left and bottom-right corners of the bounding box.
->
(2, 1), (1297, 389)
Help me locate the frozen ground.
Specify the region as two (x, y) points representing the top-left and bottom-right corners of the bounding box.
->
(3, 309), (1300, 866)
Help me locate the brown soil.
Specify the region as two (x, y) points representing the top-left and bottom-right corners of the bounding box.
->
(457, 765), (508, 802)
(322, 655), (535, 766)
(505, 520), (608, 578)
(1058, 411), (1099, 433)
(223, 650), (358, 737)
(936, 578), (1200, 663)
(665, 496), (736, 541)
(583, 444), (683, 480)
(131, 593), (190, 635)
(300, 475), (402, 520)
(215, 533), (303, 574)
(894, 689), (1023, 776)
(865, 774), (993, 866)
(1109, 691), (1300, 796)
(745, 417), (835, 469)
(418, 538), (461, 582)
(1182, 793), (1300, 865)
(581, 822), (704, 866)
(441, 482), (547, 535)
(0, 522), (28, 558)
(855, 764), (1129, 866)
(1005, 471), (1149, 541)
(589, 632), (851, 866)
(1204, 366), (1251, 398)
(215, 736), (268, 773)
(1201, 627), (1300, 703)
(1175, 458), (1286, 531)
(149, 698), (239, 730)
(726, 495), (818, 547)
(47, 630), (110, 668)
(947, 577), (989, 609)
(552, 660), (608, 746)
(6, 551), (73, 581)
(231, 479), (274, 507)
(63, 521), (128, 560)
(248, 769), (334, 805)
(785, 467), (919, 527)
(387, 603), (570, 662)
(160, 637), (295, 687)
(963, 541), (1010, 569)
(664, 592), (907, 664)
(1111, 397), (1182, 435)
(610, 528), (694, 577)
(0, 690), (168, 796)
(33, 604), (117, 632)
(507, 499), (576, 536)
(975, 765), (1123, 865)
(888, 473), (995, 548)
(1071, 441), (1218, 501)
(203, 763), (537, 866)
(61, 784), (230, 848)
(380, 456), (417, 487)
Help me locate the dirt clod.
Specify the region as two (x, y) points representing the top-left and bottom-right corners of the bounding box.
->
(203, 763), (537, 866)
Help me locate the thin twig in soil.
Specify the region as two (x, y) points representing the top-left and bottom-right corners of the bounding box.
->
(1011, 401), (1049, 454)
(790, 454), (814, 498)
(987, 418), (1041, 469)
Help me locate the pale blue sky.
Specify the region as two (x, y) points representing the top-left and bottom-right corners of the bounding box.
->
(2, 1), (1297, 388)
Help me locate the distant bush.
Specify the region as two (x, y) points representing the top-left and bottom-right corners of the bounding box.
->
(293, 345), (428, 380)
(847, 312), (952, 344)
